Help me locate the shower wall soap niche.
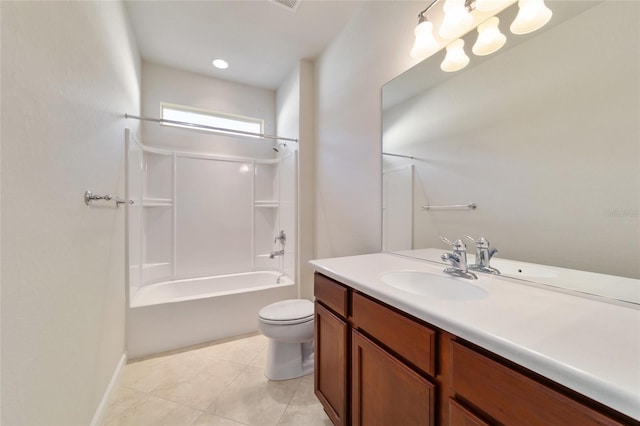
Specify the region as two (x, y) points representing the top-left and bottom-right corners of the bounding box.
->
(254, 162), (279, 206)
(141, 151), (174, 283)
(143, 152), (174, 202)
(254, 161), (281, 270)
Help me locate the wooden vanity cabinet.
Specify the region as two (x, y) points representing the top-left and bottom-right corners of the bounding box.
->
(313, 273), (637, 426)
(315, 273), (439, 425)
(314, 274), (349, 426)
(351, 291), (437, 425)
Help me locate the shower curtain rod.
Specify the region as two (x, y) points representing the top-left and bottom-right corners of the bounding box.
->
(124, 114), (298, 143)
(383, 152), (414, 159)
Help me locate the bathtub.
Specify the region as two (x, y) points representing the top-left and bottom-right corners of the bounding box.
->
(127, 271), (297, 359)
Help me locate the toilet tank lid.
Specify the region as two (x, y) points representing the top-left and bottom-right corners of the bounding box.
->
(259, 299), (314, 322)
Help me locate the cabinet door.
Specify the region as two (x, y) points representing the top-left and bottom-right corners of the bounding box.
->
(352, 330), (435, 426)
(315, 301), (348, 426)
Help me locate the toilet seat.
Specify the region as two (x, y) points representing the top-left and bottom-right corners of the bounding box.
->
(260, 316), (313, 326)
(259, 299), (314, 325)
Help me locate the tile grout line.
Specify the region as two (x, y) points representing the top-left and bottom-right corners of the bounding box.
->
(205, 356), (255, 416)
(274, 376), (307, 426)
(189, 409), (252, 426)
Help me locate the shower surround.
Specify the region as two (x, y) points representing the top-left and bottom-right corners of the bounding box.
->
(126, 130), (297, 358)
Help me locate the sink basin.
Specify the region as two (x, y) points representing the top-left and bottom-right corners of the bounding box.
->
(380, 271), (488, 300)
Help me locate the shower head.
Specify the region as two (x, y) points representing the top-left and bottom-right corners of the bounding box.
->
(273, 141), (287, 152)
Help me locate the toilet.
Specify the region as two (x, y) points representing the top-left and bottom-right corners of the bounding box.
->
(258, 299), (314, 381)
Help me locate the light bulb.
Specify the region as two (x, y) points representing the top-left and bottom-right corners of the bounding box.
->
(510, 0), (552, 35)
(410, 19), (439, 60)
(472, 17), (507, 56)
(441, 39), (470, 72)
(212, 59), (229, 69)
(439, 0), (474, 39)
(475, 0), (512, 12)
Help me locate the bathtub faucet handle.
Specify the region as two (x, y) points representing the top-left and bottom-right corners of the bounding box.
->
(274, 230), (286, 246)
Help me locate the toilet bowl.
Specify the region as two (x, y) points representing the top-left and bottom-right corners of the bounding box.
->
(258, 299), (314, 381)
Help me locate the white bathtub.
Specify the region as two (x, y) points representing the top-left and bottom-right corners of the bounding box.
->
(127, 271), (297, 358)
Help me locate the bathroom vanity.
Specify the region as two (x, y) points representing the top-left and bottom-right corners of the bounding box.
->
(311, 253), (640, 426)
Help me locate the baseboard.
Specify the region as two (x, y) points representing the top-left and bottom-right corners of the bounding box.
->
(89, 352), (127, 426)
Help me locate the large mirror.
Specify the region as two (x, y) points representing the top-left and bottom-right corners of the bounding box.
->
(382, 1), (639, 301)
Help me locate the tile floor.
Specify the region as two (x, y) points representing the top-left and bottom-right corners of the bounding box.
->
(100, 334), (332, 426)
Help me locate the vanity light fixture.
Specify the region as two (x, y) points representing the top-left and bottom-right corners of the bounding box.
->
(475, 0), (512, 12)
(410, 1), (440, 60)
(410, 13), (439, 59)
(440, 39), (470, 72)
(472, 17), (507, 56)
(410, 0), (553, 72)
(439, 0), (474, 39)
(510, 0), (553, 35)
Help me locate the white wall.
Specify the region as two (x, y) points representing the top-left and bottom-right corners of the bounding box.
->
(314, 2), (420, 259)
(1, 1), (141, 425)
(141, 61), (276, 159)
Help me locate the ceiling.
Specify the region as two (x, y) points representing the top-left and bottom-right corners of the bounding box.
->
(124, 0), (363, 91)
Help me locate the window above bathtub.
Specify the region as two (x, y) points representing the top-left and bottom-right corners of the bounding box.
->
(160, 103), (264, 138)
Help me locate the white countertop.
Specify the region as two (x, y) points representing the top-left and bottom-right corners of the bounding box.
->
(310, 252), (640, 421)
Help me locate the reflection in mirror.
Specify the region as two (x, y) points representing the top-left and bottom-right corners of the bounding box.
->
(382, 1), (639, 303)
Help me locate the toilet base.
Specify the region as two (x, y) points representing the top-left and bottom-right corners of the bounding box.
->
(265, 340), (314, 381)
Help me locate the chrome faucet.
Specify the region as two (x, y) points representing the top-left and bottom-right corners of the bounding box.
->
(440, 236), (478, 280)
(465, 235), (500, 275)
(269, 249), (285, 259)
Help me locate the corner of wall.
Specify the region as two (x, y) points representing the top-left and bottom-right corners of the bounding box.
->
(297, 59), (317, 300)
(89, 352), (127, 426)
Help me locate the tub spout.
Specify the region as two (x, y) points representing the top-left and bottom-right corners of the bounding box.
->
(269, 249), (284, 259)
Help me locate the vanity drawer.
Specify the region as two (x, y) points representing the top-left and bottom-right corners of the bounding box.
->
(449, 398), (489, 426)
(450, 341), (625, 426)
(314, 273), (348, 318)
(351, 291), (435, 377)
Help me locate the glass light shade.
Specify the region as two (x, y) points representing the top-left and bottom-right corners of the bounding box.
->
(472, 17), (507, 56)
(510, 0), (552, 35)
(410, 20), (439, 60)
(439, 0), (474, 39)
(475, 0), (512, 12)
(441, 39), (470, 72)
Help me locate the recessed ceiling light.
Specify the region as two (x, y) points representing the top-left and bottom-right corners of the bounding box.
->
(212, 59), (229, 69)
